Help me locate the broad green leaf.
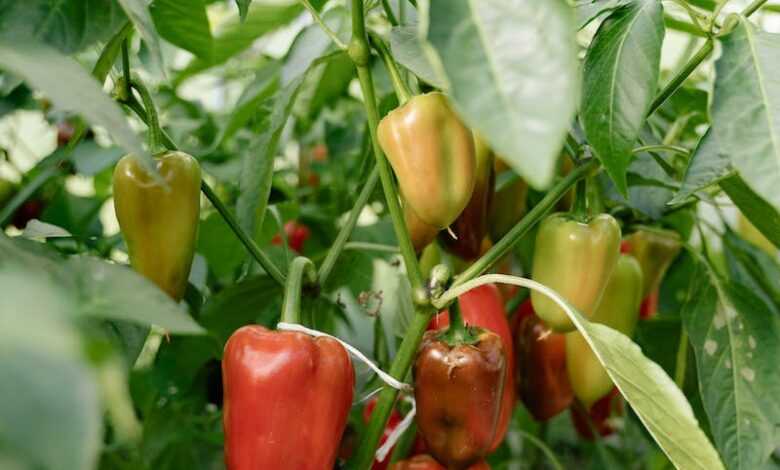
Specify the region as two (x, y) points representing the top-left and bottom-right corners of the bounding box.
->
(0, 234), (204, 334)
(0, 40), (153, 171)
(117, 0), (165, 75)
(176, 3), (302, 83)
(462, 274), (725, 469)
(70, 141), (125, 176)
(424, 0), (578, 190)
(720, 174), (780, 251)
(196, 211), (248, 282)
(723, 229), (780, 313)
(389, 25), (444, 88)
(581, 0), (665, 196)
(0, 268), (101, 470)
(0, 0), (126, 53)
(235, 15), (345, 237)
(216, 61), (279, 148)
(712, 17), (780, 214)
(682, 268), (780, 469)
(669, 129), (733, 206)
(599, 152), (677, 219)
(151, 0), (214, 60)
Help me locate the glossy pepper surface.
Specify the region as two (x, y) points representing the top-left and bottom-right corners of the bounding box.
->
(390, 454), (490, 470)
(440, 135), (494, 260)
(566, 254), (642, 408)
(378, 92), (476, 229)
(414, 320), (505, 469)
(488, 158), (528, 242)
(428, 285), (515, 451)
(571, 387), (623, 440)
(406, 203), (440, 253)
(530, 213), (621, 332)
(113, 151), (201, 300)
(222, 325), (354, 470)
(626, 229), (681, 298)
(513, 300), (573, 421)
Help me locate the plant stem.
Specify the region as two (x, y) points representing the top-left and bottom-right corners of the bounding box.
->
(674, 327), (689, 388)
(381, 0), (399, 26)
(572, 178), (588, 220)
(128, 79), (162, 152)
(648, 0), (769, 115)
(301, 0), (347, 50)
(121, 40), (132, 100)
(632, 144), (690, 156)
(123, 95), (286, 286)
(452, 159), (598, 291)
(281, 257), (316, 324)
(518, 429), (564, 470)
(369, 32), (411, 104)
(318, 166), (379, 285)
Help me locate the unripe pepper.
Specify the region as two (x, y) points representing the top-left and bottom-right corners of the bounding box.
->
(428, 284), (515, 451)
(488, 158), (528, 242)
(566, 254), (642, 408)
(222, 325), (354, 470)
(439, 135), (494, 260)
(378, 92), (476, 229)
(113, 151), (201, 300)
(390, 454), (490, 470)
(414, 301), (506, 470)
(513, 300), (573, 421)
(626, 229), (681, 298)
(530, 213), (621, 332)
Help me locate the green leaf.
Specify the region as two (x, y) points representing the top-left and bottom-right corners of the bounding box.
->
(196, 211), (247, 282)
(581, 0), (665, 196)
(575, 0), (631, 29)
(235, 18), (345, 237)
(236, 0), (251, 21)
(151, 0), (214, 60)
(711, 17), (780, 215)
(682, 267), (780, 469)
(0, 234), (204, 335)
(669, 129), (733, 206)
(216, 61), (279, 148)
(117, 0), (165, 75)
(514, 276), (724, 469)
(0, 268), (101, 470)
(723, 229), (780, 313)
(175, 3), (302, 83)
(0, 40), (153, 171)
(720, 174), (780, 251)
(0, 0), (126, 54)
(424, 0), (578, 190)
(389, 25), (444, 88)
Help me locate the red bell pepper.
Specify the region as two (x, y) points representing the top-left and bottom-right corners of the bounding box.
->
(222, 325), (354, 469)
(428, 284), (515, 451)
(571, 387), (624, 440)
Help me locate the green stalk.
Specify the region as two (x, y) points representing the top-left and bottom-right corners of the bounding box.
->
(128, 80), (162, 153)
(572, 178), (588, 221)
(439, 299), (478, 344)
(280, 257), (316, 324)
(452, 159), (598, 290)
(122, 95), (286, 287)
(674, 328), (689, 388)
(318, 166), (379, 285)
(369, 32), (411, 104)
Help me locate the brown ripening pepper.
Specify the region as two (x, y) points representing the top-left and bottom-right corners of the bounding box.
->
(406, 202), (440, 253)
(414, 302), (506, 469)
(488, 158), (528, 242)
(378, 92), (476, 229)
(439, 135), (495, 260)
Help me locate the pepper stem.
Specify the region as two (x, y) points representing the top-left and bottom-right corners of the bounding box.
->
(572, 177), (588, 221)
(369, 32), (412, 105)
(440, 299), (479, 345)
(280, 257), (316, 325)
(128, 79), (162, 154)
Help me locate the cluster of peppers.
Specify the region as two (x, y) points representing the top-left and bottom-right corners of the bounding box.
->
(110, 85), (685, 468)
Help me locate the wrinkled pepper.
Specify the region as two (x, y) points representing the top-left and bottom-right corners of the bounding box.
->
(530, 212), (621, 332)
(222, 325), (354, 469)
(390, 454), (490, 470)
(406, 203), (440, 253)
(566, 254), (642, 408)
(439, 135), (494, 260)
(414, 301), (506, 469)
(113, 151), (201, 300)
(428, 284), (515, 451)
(570, 387), (623, 440)
(378, 92), (476, 229)
(626, 229), (681, 298)
(513, 300), (573, 421)
(488, 158), (528, 242)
